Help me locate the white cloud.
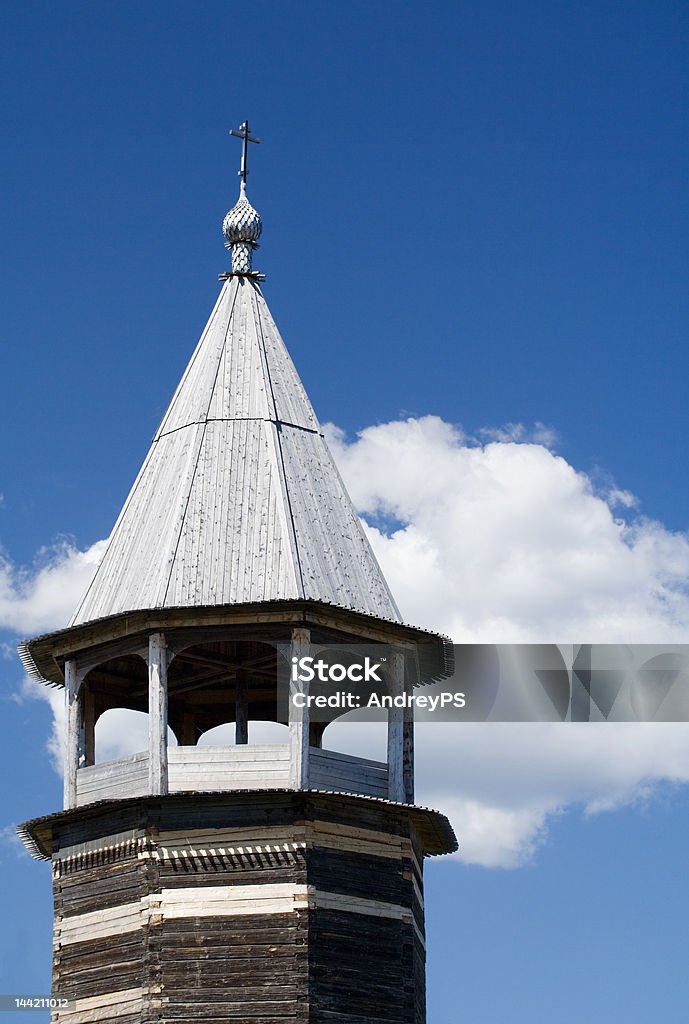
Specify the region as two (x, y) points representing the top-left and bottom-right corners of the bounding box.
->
(326, 416), (689, 643)
(414, 722), (689, 867)
(325, 416), (689, 865)
(477, 421), (558, 447)
(0, 824), (24, 862)
(8, 416), (689, 869)
(0, 538), (107, 635)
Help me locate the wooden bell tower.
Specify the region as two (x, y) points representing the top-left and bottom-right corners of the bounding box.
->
(18, 129), (456, 1024)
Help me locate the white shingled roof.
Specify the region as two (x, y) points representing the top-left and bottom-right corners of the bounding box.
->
(71, 276), (401, 626)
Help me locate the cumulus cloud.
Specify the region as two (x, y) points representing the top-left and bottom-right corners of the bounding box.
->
(7, 416), (689, 868)
(0, 824), (24, 862)
(324, 416), (689, 865)
(414, 722), (689, 867)
(326, 416), (689, 643)
(321, 714), (689, 868)
(0, 538), (108, 635)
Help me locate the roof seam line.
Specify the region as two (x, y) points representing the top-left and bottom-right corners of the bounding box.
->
(251, 284), (307, 598)
(156, 417), (323, 441)
(161, 281), (241, 608)
(154, 284), (229, 441)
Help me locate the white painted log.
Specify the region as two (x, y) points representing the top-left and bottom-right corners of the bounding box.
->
(168, 770), (290, 792)
(168, 744), (289, 763)
(148, 632), (168, 796)
(53, 987), (145, 1022)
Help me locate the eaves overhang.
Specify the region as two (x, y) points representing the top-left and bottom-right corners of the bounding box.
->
(17, 788), (458, 862)
(18, 599), (453, 689)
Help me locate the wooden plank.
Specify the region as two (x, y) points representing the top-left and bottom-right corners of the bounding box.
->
(308, 771), (388, 798)
(168, 744), (289, 763)
(56, 903), (144, 944)
(78, 751), (149, 776)
(53, 986), (145, 1021)
(309, 763), (387, 784)
(310, 748), (387, 771)
(78, 770), (149, 789)
(157, 825), (305, 847)
(167, 763), (290, 777)
(168, 773), (291, 793)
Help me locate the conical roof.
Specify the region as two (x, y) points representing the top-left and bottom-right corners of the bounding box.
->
(71, 275), (401, 626)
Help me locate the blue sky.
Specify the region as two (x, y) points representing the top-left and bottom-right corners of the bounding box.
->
(2, 2), (689, 1021)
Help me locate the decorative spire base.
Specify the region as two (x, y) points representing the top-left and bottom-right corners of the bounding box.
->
(231, 240), (257, 274)
(221, 122), (264, 278)
(218, 269), (266, 282)
(222, 183), (263, 276)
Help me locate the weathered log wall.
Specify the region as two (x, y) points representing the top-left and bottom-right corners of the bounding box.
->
(50, 794), (433, 1024)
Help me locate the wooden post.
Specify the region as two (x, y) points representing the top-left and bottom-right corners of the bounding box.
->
(289, 628), (311, 789)
(403, 655), (415, 804)
(235, 668), (248, 744)
(148, 632), (169, 796)
(180, 712), (196, 746)
(64, 659), (80, 810)
(309, 721), (324, 749)
(83, 688), (96, 768)
(387, 649), (405, 802)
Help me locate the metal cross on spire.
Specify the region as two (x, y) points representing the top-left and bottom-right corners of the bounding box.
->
(229, 120), (260, 185)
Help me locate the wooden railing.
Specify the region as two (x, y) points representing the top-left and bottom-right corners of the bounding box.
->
(168, 744), (290, 791)
(75, 744), (389, 805)
(309, 748), (388, 799)
(76, 751), (149, 806)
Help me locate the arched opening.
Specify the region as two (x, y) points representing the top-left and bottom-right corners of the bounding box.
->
(167, 639), (279, 746)
(94, 708), (178, 764)
(321, 716), (387, 762)
(197, 720), (289, 746)
(80, 653), (150, 766)
(250, 720), (290, 745)
(197, 723), (234, 746)
(307, 645), (389, 758)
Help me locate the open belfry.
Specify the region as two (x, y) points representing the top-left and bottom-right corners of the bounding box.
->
(18, 124), (456, 1024)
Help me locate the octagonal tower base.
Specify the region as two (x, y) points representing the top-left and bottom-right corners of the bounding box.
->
(22, 791), (456, 1024)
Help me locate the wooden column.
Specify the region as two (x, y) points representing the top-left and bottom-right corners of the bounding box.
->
(289, 627), (311, 789)
(180, 712), (196, 747)
(83, 688), (96, 768)
(387, 649), (405, 802)
(403, 657), (414, 804)
(148, 632), (169, 796)
(64, 658), (80, 810)
(235, 668), (248, 745)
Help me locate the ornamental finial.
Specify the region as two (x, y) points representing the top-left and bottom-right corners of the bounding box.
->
(229, 120), (259, 185)
(222, 121), (263, 277)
